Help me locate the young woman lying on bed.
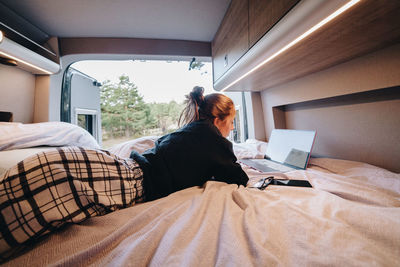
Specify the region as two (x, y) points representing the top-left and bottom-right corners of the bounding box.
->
(0, 86), (248, 259)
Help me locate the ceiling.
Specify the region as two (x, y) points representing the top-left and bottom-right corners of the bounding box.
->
(0, 0), (230, 42)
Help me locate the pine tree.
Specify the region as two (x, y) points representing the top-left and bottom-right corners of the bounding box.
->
(100, 75), (156, 138)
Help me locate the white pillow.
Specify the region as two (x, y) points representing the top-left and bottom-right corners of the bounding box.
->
(232, 139), (268, 159)
(0, 122), (100, 151)
(108, 136), (159, 158)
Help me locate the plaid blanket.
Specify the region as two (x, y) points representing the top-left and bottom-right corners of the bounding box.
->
(0, 147), (144, 259)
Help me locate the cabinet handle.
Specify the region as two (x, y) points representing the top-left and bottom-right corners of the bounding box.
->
(224, 54), (228, 67)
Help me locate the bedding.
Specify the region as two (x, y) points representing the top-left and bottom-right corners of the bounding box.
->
(0, 147), (55, 176)
(0, 137), (399, 266)
(107, 137), (268, 160)
(232, 139), (268, 159)
(0, 122), (100, 151)
(0, 147), (145, 260)
(107, 136), (160, 158)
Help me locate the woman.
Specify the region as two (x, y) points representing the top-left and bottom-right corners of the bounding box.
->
(0, 86), (248, 257)
(131, 86), (248, 201)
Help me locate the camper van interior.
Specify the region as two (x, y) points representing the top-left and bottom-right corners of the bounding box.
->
(0, 0), (399, 265)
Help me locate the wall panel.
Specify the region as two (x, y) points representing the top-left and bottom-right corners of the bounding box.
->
(260, 44), (400, 172)
(0, 65), (35, 123)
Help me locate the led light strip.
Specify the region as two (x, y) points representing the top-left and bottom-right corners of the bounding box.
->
(0, 50), (54, 74)
(221, 0), (361, 92)
(0, 30), (59, 74)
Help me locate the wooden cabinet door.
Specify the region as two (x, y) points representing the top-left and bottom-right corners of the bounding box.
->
(212, 0), (249, 82)
(249, 0), (299, 47)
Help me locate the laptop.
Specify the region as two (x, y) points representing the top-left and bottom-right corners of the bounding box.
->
(240, 129), (316, 173)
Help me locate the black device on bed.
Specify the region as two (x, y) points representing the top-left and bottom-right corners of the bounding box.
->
(271, 179), (312, 187)
(252, 177), (312, 190)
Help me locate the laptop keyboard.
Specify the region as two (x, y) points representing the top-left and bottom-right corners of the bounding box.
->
(251, 159), (295, 172)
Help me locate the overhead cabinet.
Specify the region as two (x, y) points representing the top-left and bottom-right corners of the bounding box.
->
(249, 0), (299, 48)
(212, 0), (299, 83)
(212, 0), (248, 82)
(212, 0), (400, 92)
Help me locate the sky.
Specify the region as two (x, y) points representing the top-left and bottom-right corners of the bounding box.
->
(72, 60), (216, 103)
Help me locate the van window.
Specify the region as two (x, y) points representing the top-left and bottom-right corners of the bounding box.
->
(65, 60), (215, 148)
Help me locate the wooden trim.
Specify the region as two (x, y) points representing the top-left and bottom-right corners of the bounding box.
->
(272, 107), (286, 129)
(276, 86), (400, 111)
(59, 38), (211, 57)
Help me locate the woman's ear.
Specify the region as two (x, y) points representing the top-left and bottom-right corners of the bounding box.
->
(213, 117), (225, 135)
(213, 117), (221, 128)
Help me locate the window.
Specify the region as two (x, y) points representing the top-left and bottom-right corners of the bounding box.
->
(230, 104), (245, 143)
(75, 108), (99, 140)
(67, 59), (215, 148)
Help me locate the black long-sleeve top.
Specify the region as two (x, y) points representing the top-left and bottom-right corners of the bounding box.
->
(130, 119), (249, 201)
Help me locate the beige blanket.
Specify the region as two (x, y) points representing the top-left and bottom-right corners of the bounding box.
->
(4, 158), (400, 266)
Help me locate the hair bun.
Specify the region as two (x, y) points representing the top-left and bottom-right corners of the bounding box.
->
(190, 86), (205, 104)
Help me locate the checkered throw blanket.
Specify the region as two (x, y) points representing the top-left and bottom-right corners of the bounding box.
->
(0, 147), (144, 259)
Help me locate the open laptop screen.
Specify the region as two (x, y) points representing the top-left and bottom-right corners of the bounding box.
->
(266, 129), (316, 169)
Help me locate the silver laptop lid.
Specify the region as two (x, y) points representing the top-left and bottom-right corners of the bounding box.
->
(266, 129), (316, 169)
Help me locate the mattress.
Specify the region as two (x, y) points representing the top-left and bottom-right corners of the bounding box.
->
(2, 156), (399, 266)
(0, 147), (55, 176)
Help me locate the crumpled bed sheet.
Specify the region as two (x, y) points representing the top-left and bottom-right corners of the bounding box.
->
(0, 122), (100, 151)
(3, 157), (400, 266)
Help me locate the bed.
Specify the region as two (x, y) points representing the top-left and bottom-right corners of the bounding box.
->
(0, 122), (100, 176)
(0, 122), (399, 266)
